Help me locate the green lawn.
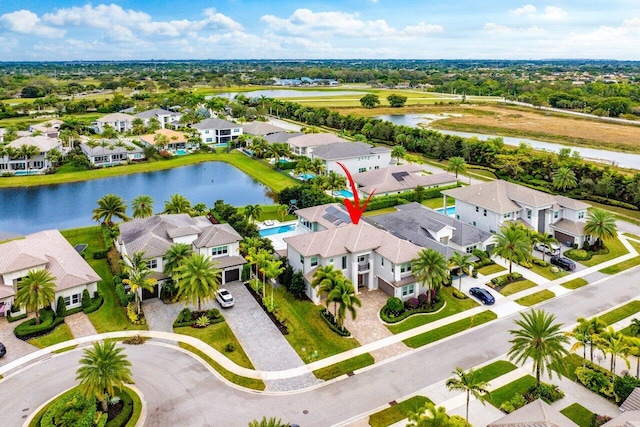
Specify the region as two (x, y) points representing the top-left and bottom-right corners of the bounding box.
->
(174, 322), (254, 369)
(596, 300), (640, 326)
(387, 287), (479, 334)
(473, 360), (518, 383)
(515, 290), (556, 307)
(61, 226), (147, 333)
(560, 403), (594, 427)
(598, 240), (640, 274)
(403, 311), (497, 348)
(477, 264), (506, 275)
(499, 279), (536, 296)
(368, 396), (432, 427)
(581, 236), (628, 267)
(237, 204), (296, 222)
(363, 207), (399, 217)
(551, 353), (585, 381)
(313, 353), (375, 380)
(529, 263), (567, 280)
(561, 278), (588, 290)
(179, 343), (265, 391)
(421, 196), (455, 209)
(270, 286), (361, 363)
(28, 324), (74, 349)
(486, 375), (536, 408)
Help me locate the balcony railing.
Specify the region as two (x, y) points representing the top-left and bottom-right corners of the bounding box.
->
(358, 262), (370, 272)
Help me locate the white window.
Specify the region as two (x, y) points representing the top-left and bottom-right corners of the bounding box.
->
(503, 213), (510, 219)
(400, 263), (412, 273)
(554, 210), (559, 219)
(64, 293), (81, 306)
(358, 167), (366, 173)
(526, 209), (532, 219)
(311, 256), (319, 267)
(578, 211), (585, 219)
(402, 284), (414, 297)
(146, 259), (157, 269)
(211, 246), (228, 256)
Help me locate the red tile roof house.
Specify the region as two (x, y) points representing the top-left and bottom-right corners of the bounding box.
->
(0, 230), (100, 316)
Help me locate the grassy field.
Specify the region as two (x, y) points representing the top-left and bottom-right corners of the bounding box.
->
(499, 279), (537, 296)
(0, 151), (298, 192)
(313, 353), (375, 380)
(515, 290), (556, 307)
(596, 300), (640, 326)
(560, 403), (594, 427)
(477, 264), (506, 275)
(28, 324), (74, 348)
(530, 262), (567, 280)
(237, 204), (296, 222)
(61, 226), (147, 333)
(387, 287), (478, 334)
(599, 240), (640, 274)
(368, 396), (432, 427)
(486, 375), (536, 408)
(421, 196), (455, 209)
(402, 311), (497, 348)
(561, 278), (588, 290)
(473, 360), (518, 383)
(174, 322), (254, 369)
(551, 353), (585, 381)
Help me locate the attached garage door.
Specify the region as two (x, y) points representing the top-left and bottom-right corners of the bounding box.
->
(554, 231), (574, 247)
(377, 277), (394, 297)
(142, 284), (159, 300)
(224, 268), (240, 283)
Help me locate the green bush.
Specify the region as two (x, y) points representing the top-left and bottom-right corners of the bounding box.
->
(83, 295), (103, 314)
(225, 343), (236, 353)
(206, 308), (221, 320)
(56, 296), (67, 318)
(576, 365), (613, 398)
(241, 263), (251, 281)
(7, 311), (27, 323)
(385, 297), (404, 314)
(320, 309), (351, 337)
(115, 283), (133, 307)
(499, 394), (526, 413)
(14, 308), (65, 340)
(531, 258), (549, 267)
(525, 383), (564, 403)
(380, 297), (445, 323)
(565, 248), (593, 261)
(105, 388), (134, 427)
(92, 249), (108, 259)
(41, 390), (96, 427)
(452, 289), (467, 299)
(613, 374), (640, 403)
(288, 271), (306, 299)
(81, 289), (91, 308)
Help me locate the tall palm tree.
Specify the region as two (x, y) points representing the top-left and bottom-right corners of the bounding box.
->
(493, 224), (531, 274)
(255, 250), (273, 298)
(578, 316), (607, 362)
(553, 166), (578, 191)
(263, 259), (285, 306)
(311, 158), (326, 176)
(446, 367), (490, 425)
(412, 248), (449, 306)
(18, 144), (40, 174)
(568, 320), (591, 369)
(175, 253), (221, 311)
(406, 402), (453, 427)
(311, 265), (342, 315)
(326, 171), (347, 193)
(92, 194), (128, 226)
(15, 269), (56, 325)
(163, 243), (193, 280)
(597, 327), (630, 373)
(244, 204), (262, 223)
(163, 193), (192, 214)
(626, 337), (640, 379)
(630, 318), (640, 337)
(534, 233), (559, 263)
(131, 195), (154, 219)
(447, 156), (467, 179)
(122, 257), (157, 315)
(277, 204), (288, 221)
(294, 156), (313, 177)
(448, 252), (473, 292)
(584, 208), (617, 250)
(508, 309), (570, 388)
(391, 145), (406, 164)
(76, 340), (133, 412)
(327, 277), (361, 327)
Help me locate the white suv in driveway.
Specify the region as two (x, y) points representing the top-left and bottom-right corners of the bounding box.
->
(216, 289), (234, 308)
(534, 242), (560, 256)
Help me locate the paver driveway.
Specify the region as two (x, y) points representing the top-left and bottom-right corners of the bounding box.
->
(0, 317), (38, 366)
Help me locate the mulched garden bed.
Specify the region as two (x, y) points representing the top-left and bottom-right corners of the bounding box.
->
(244, 282), (289, 335)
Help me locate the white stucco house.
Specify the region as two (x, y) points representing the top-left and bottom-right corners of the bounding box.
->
(352, 165), (457, 198)
(91, 113), (135, 134)
(117, 214), (246, 298)
(79, 138), (145, 167)
(0, 135), (63, 175)
(442, 180), (594, 247)
(28, 119), (63, 138)
(309, 141), (393, 177)
(0, 230), (101, 315)
(192, 118), (242, 146)
(135, 108), (182, 129)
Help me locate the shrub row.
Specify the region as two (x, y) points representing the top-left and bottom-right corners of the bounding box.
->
(106, 388), (134, 427)
(565, 248), (593, 261)
(531, 258), (549, 267)
(381, 295), (445, 323)
(83, 295), (104, 314)
(173, 307), (224, 328)
(320, 309), (351, 337)
(92, 249), (109, 259)
(115, 283), (134, 307)
(41, 390), (97, 427)
(500, 383), (564, 413)
(14, 309), (65, 340)
(7, 311), (28, 323)
(575, 361), (640, 403)
(490, 272), (523, 287)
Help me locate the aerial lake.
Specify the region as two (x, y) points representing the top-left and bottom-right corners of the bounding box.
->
(0, 162), (275, 237)
(376, 114), (640, 169)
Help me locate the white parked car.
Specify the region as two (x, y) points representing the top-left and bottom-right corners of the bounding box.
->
(216, 288), (234, 308)
(534, 242), (560, 256)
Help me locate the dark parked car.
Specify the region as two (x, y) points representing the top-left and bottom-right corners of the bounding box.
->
(550, 256), (576, 271)
(0, 342), (6, 358)
(469, 287), (495, 305)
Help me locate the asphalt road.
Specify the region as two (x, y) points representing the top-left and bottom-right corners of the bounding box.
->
(2, 267), (640, 426)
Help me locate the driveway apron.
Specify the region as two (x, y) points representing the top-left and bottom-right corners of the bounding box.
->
(0, 317), (38, 367)
(65, 312), (98, 338)
(221, 282), (321, 391)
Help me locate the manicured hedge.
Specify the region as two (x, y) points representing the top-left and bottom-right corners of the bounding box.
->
(92, 249), (109, 259)
(173, 308), (225, 328)
(7, 311), (27, 323)
(381, 297), (445, 323)
(14, 309), (66, 340)
(320, 309), (351, 337)
(83, 295), (104, 314)
(106, 388), (134, 427)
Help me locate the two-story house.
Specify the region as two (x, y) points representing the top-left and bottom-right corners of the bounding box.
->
(443, 180), (593, 246)
(135, 108), (182, 129)
(352, 165), (457, 198)
(91, 113), (135, 134)
(0, 135), (63, 175)
(28, 119), (63, 138)
(192, 118), (243, 146)
(79, 138), (145, 167)
(309, 141), (393, 176)
(286, 133), (347, 156)
(117, 214), (246, 298)
(0, 230), (100, 315)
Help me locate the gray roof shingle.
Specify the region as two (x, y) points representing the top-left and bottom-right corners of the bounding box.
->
(311, 141), (391, 161)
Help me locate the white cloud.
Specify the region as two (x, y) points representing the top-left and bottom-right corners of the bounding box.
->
(404, 22), (444, 36)
(540, 6), (567, 22)
(0, 10), (65, 38)
(510, 4), (536, 16)
(483, 22), (545, 36)
(483, 23), (513, 34)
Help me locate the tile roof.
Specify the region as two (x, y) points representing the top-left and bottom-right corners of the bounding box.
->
(192, 118), (237, 130)
(555, 195), (590, 210)
(139, 129), (187, 145)
(9, 135), (61, 152)
(134, 108), (175, 119)
(488, 399), (578, 427)
(264, 132), (304, 144)
(310, 141), (391, 161)
(601, 410), (640, 426)
(294, 203), (352, 230)
(242, 121), (285, 136)
(550, 219), (586, 236)
(353, 165), (456, 194)
(96, 112), (135, 123)
(287, 133), (347, 148)
(620, 387), (640, 411)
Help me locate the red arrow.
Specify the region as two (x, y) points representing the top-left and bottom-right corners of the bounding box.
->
(337, 162), (375, 225)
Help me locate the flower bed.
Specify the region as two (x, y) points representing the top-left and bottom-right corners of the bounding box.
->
(320, 309), (351, 337)
(173, 307), (225, 328)
(380, 293), (445, 324)
(245, 282), (289, 335)
(487, 272), (524, 292)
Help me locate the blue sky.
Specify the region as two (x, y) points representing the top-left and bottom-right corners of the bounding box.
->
(0, 1), (638, 61)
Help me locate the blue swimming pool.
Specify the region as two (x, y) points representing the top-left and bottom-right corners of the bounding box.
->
(436, 206), (456, 216)
(299, 173), (315, 180)
(259, 224), (297, 237)
(176, 149), (188, 155)
(335, 189), (354, 198)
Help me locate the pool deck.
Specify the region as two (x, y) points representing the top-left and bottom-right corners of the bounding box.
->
(258, 220), (309, 251)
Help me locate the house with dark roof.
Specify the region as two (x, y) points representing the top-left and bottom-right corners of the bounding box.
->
(443, 180), (594, 246)
(134, 108), (181, 129)
(192, 118), (243, 146)
(117, 214), (246, 297)
(0, 230), (101, 315)
(309, 141), (392, 176)
(352, 165), (457, 198)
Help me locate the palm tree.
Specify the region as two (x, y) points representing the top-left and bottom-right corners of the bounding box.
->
(15, 269), (56, 325)
(248, 417), (287, 427)
(630, 318), (640, 337)
(391, 145), (406, 164)
(412, 248), (449, 306)
(326, 171), (347, 193)
(508, 309), (570, 388)
(163, 193), (192, 214)
(121, 254), (157, 315)
(626, 337), (640, 378)
(277, 204), (288, 221)
(447, 156), (467, 179)
(406, 402), (453, 427)
(327, 277), (361, 327)
(263, 259), (284, 306)
(448, 252), (473, 292)
(493, 224), (531, 274)
(76, 340), (133, 412)
(534, 233), (559, 263)
(192, 203), (208, 217)
(175, 253), (221, 312)
(18, 144), (40, 174)
(244, 204), (262, 223)
(578, 316), (607, 362)
(553, 166), (578, 191)
(597, 327), (630, 373)
(92, 194), (128, 226)
(311, 158), (326, 176)
(311, 265), (342, 315)
(294, 156), (313, 177)
(568, 320), (591, 369)
(163, 243), (193, 280)
(446, 367), (490, 425)
(131, 195), (154, 219)
(584, 208), (617, 251)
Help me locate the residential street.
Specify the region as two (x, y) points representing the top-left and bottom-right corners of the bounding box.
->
(2, 265), (640, 426)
